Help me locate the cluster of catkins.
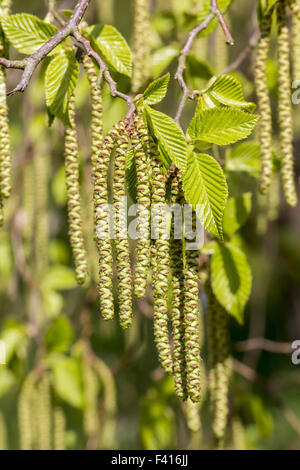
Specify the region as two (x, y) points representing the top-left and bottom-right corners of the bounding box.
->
(255, 0), (299, 206)
(63, 56), (208, 405)
(17, 372), (65, 450)
(63, 55), (232, 443)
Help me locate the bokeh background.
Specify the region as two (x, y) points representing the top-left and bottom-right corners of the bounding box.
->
(0, 0), (300, 450)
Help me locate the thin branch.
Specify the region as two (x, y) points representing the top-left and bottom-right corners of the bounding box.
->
(175, 0), (234, 123)
(235, 338), (292, 354)
(73, 31), (132, 104)
(221, 28), (259, 75)
(0, 0), (91, 95)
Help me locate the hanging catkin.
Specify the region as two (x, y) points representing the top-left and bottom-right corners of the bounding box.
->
(112, 121), (133, 329)
(83, 55), (115, 320)
(206, 282), (231, 447)
(33, 151), (49, 279)
(53, 408), (66, 451)
(151, 145), (173, 375)
(23, 161), (35, 262)
(277, 0), (298, 207)
(83, 360), (99, 439)
(169, 173), (187, 401)
(132, 0), (151, 92)
(64, 93), (88, 285)
(93, 357), (117, 450)
(183, 211), (202, 403)
(291, 0), (300, 81)
(0, 411), (7, 450)
(0, 0), (12, 202)
(18, 372), (37, 450)
(130, 114), (151, 299)
(36, 375), (52, 450)
(255, 8), (273, 195)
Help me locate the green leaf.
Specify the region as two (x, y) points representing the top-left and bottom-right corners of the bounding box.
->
(42, 264), (78, 291)
(126, 147), (137, 203)
(150, 45), (179, 77)
(45, 51), (79, 125)
(211, 241), (252, 323)
(206, 75), (256, 111)
(188, 108), (258, 146)
(183, 152), (228, 239)
(51, 356), (84, 409)
(142, 73), (169, 106)
(145, 106), (187, 171)
(225, 142), (261, 176)
(223, 193), (252, 237)
(45, 316), (73, 354)
(88, 24), (132, 77)
(1, 13), (60, 55)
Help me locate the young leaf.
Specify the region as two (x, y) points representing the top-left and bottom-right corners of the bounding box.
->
(88, 24), (132, 77)
(225, 142), (261, 176)
(183, 152), (228, 239)
(207, 75), (256, 111)
(211, 242), (252, 323)
(188, 108), (258, 146)
(1, 13), (60, 55)
(142, 73), (169, 106)
(223, 193), (252, 237)
(144, 106), (187, 171)
(45, 51), (79, 126)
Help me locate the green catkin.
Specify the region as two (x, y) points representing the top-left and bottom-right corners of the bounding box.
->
(183, 214), (202, 403)
(277, 0), (298, 207)
(267, 174), (281, 221)
(206, 283), (231, 447)
(37, 375), (52, 450)
(23, 161), (35, 261)
(0, 1), (12, 202)
(93, 357), (117, 450)
(130, 115), (151, 299)
(231, 417), (246, 450)
(83, 361), (99, 439)
(151, 146), (173, 375)
(132, 0), (151, 93)
(169, 174), (188, 401)
(214, 24), (229, 72)
(64, 94), (89, 285)
(292, 1), (300, 81)
(33, 151), (49, 279)
(255, 8), (273, 195)
(0, 411), (7, 450)
(112, 121), (133, 329)
(18, 372), (37, 450)
(53, 408), (66, 451)
(84, 55), (115, 320)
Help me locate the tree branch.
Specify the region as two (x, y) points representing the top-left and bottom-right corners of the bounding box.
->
(73, 31), (132, 104)
(0, 0), (132, 106)
(0, 0), (91, 95)
(234, 338), (292, 354)
(175, 0), (234, 123)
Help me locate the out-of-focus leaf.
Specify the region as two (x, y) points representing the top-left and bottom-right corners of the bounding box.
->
(45, 316), (73, 354)
(51, 356), (84, 409)
(223, 193), (252, 237)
